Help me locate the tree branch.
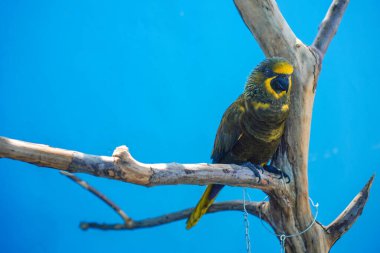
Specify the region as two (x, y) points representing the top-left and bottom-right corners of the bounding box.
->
(0, 0), (368, 251)
(313, 0), (350, 58)
(80, 201), (269, 231)
(59, 170), (270, 231)
(325, 175), (375, 247)
(0, 136), (282, 190)
(234, 0), (299, 59)
(232, 0), (357, 252)
(60, 171), (133, 225)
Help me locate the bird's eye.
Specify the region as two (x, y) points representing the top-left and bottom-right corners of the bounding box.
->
(264, 69), (272, 76)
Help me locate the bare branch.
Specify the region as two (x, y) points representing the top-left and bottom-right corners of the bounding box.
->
(80, 201), (269, 231)
(60, 171), (133, 225)
(0, 136), (282, 190)
(234, 0), (299, 58)
(313, 0), (350, 58)
(60, 171), (270, 231)
(0, 0), (365, 251)
(325, 175), (375, 247)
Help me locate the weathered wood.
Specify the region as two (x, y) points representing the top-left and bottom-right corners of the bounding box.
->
(61, 171), (133, 225)
(233, 0), (298, 59)
(313, 0), (350, 58)
(61, 171), (271, 231)
(232, 0), (364, 252)
(80, 201), (269, 231)
(0, 0), (373, 252)
(325, 175), (375, 247)
(0, 136), (282, 190)
(0, 137), (74, 170)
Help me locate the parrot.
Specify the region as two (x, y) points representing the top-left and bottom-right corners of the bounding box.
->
(186, 57), (293, 229)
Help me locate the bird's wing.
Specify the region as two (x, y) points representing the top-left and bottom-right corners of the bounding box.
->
(211, 95), (245, 163)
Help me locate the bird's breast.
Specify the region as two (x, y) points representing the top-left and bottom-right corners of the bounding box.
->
(226, 101), (288, 164)
(242, 99), (289, 143)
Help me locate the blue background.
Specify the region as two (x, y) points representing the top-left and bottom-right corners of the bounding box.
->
(0, 0), (379, 252)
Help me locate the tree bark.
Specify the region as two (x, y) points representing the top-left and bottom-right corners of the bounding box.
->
(0, 0), (374, 252)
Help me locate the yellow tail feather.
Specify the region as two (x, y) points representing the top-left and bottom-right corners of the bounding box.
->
(186, 185), (220, 230)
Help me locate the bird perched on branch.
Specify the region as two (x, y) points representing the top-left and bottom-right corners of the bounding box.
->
(186, 57), (293, 229)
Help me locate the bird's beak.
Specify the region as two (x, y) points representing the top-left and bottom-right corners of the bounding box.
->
(277, 75), (289, 92)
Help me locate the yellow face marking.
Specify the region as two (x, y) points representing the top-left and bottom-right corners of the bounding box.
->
(272, 62), (293, 75)
(252, 101), (270, 110)
(281, 104), (289, 112)
(264, 76), (286, 100)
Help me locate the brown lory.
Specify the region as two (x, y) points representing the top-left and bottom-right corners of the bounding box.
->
(186, 57), (293, 229)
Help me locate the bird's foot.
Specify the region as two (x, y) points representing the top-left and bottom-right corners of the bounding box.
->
(241, 162), (262, 183)
(263, 165), (290, 183)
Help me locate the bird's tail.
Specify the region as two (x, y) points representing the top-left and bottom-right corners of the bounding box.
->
(186, 184), (224, 229)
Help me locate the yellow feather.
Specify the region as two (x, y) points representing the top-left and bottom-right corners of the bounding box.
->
(186, 185), (218, 229)
(252, 101), (270, 110)
(281, 104), (289, 112)
(273, 62), (294, 75)
(264, 76), (286, 100)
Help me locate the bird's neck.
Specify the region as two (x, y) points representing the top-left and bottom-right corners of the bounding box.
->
(244, 90), (290, 116)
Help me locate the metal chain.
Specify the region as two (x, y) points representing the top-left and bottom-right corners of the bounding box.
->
(280, 235), (286, 253)
(258, 195), (319, 253)
(242, 188), (252, 253)
(274, 168), (319, 252)
(243, 166), (319, 253)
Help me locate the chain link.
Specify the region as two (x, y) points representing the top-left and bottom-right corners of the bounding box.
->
(242, 188), (252, 253)
(243, 188), (319, 253)
(258, 195), (319, 253)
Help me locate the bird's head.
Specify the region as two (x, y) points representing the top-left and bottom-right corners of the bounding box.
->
(245, 57), (294, 103)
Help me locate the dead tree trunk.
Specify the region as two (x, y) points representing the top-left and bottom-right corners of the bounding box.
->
(0, 0), (374, 252)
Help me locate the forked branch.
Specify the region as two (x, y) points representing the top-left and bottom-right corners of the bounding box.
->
(234, 0), (298, 58)
(325, 175), (375, 247)
(62, 170), (374, 239)
(80, 201), (269, 231)
(61, 171), (269, 231)
(61, 171), (133, 225)
(0, 0), (373, 251)
(313, 0), (350, 57)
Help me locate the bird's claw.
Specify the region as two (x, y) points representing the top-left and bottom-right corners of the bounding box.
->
(240, 163), (290, 184)
(242, 162), (262, 183)
(263, 165), (291, 183)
